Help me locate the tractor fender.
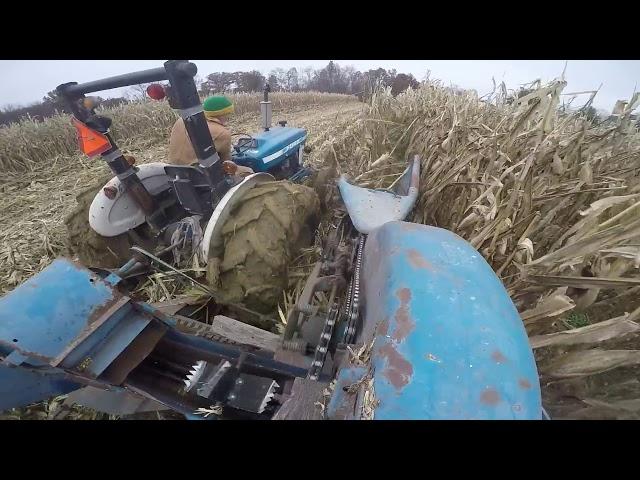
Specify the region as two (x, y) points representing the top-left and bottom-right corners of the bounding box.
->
(328, 221), (542, 420)
(200, 172), (275, 262)
(88, 163), (171, 237)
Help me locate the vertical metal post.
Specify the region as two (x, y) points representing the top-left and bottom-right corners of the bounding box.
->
(261, 83), (272, 132)
(163, 61), (224, 188)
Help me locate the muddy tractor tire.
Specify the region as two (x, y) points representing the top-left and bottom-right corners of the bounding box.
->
(64, 175), (134, 269)
(208, 180), (320, 314)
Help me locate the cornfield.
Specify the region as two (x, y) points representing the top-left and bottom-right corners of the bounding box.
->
(312, 78), (640, 419)
(0, 91), (353, 174)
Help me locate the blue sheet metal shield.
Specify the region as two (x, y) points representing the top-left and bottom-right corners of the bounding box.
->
(0, 258), (119, 364)
(350, 221), (541, 419)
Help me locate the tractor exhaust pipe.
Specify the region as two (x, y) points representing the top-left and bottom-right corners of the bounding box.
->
(261, 83), (272, 131)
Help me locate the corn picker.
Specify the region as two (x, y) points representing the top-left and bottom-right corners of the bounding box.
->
(0, 61), (545, 420)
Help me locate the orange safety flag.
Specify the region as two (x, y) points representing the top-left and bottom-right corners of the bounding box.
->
(72, 117), (112, 157)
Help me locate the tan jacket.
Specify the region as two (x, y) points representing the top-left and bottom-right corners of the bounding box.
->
(168, 117), (232, 166)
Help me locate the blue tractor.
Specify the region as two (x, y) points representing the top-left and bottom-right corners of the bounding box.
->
(232, 84), (309, 181)
(0, 61), (544, 420)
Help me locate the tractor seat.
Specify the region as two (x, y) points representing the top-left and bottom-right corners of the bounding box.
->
(338, 156), (420, 234)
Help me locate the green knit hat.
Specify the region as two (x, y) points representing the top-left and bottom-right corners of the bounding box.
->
(203, 96), (234, 118)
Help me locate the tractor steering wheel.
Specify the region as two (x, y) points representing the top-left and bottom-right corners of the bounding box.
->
(232, 133), (254, 154)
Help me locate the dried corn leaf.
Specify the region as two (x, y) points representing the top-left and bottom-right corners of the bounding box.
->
(583, 397), (640, 413)
(567, 404), (640, 420)
(521, 294), (575, 324)
(369, 152), (393, 169)
(579, 194), (640, 217)
(530, 315), (640, 349)
(277, 304), (287, 325)
(613, 100), (628, 115)
(530, 218), (640, 268)
(527, 275), (640, 289)
(542, 349), (640, 378)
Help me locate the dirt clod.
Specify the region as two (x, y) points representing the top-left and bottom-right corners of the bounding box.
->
(64, 174), (135, 268)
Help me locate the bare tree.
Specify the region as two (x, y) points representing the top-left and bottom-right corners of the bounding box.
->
(287, 68), (299, 92)
(391, 73), (419, 96)
(125, 83), (152, 101)
(269, 69), (289, 91)
(237, 71), (266, 92)
(193, 74), (203, 96)
(301, 67), (314, 90)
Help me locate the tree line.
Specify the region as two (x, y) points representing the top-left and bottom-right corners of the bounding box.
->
(0, 61), (420, 126)
(200, 62), (419, 98)
(0, 90), (128, 126)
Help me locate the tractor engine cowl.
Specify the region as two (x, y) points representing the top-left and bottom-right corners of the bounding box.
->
(233, 126), (306, 173)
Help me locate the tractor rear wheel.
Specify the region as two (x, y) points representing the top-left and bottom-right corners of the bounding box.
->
(207, 180), (320, 314)
(64, 175), (135, 269)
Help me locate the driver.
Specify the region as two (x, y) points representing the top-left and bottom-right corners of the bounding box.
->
(168, 95), (236, 166)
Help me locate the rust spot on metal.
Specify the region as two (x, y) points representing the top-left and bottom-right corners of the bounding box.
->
(379, 342), (413, 391)
(86, 292), (122, 326)
(480, 388), (500, 406)
(406, 249), (435, 270)
(376, 318), (390, 336)
(393, 288), (415, 341)
(491, 350), (507, 364)
(394, 310), (412, 340)
(518, 378), (532, 390)
(397, 287), (411, 304)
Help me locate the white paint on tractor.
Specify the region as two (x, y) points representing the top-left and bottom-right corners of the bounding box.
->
(89, 162), (170, 237)
(200, 173), (275, 262)
(262, 135), (307, 164)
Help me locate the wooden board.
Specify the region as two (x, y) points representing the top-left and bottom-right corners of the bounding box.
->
(150, 299), (189, 316)
(177, 314), (282, 352)
(273, 348), (311, 369)
(272, 378), (326, 420)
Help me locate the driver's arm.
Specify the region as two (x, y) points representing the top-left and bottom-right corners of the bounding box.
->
(214, 130), (233, 162)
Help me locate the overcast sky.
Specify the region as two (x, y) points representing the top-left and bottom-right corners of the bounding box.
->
(1, 60), (638, 113)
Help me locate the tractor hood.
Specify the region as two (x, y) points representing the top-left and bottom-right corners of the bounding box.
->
(235, 126), (306, 172)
